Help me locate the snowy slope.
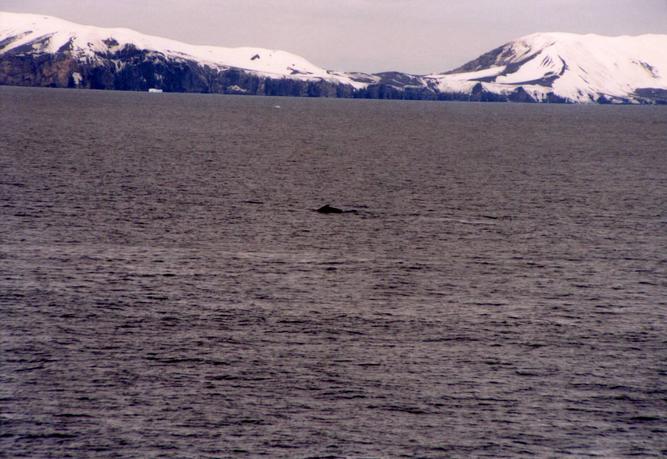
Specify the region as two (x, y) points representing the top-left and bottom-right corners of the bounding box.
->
(430, 32), (667, 103)
(0, 11), (365, 88)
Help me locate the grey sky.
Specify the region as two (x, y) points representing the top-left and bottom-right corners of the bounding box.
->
(2, 0), (666, 74)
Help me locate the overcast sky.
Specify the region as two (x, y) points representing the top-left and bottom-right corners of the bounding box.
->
(2, 0), (666, 73)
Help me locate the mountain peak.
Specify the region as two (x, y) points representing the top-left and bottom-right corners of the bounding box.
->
(438, 32), (667, 103)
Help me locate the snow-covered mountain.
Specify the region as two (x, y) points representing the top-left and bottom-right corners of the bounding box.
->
(1, 11), (666, 103)
(427, 32), (667, 103)
(0, 11), (369, 95)
(0, 11), (369, 85)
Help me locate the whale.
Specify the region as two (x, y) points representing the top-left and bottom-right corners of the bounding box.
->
(316, 204), (344, 214)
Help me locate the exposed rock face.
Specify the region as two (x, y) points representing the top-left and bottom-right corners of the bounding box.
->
(634, 88), (667, 105)
(0, 45), (357, 97)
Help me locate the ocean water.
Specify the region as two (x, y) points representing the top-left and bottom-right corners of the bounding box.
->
(1, 86), (666, 458)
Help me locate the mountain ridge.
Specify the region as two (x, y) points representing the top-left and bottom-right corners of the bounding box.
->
(1, 12), (666, 104)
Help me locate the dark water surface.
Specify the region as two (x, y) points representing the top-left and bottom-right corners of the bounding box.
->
(1, 86), (666, 457)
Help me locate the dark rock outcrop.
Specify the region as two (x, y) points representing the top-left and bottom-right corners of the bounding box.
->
(634, 88), (667, 105)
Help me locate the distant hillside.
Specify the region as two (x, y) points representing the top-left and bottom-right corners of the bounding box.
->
(1, 12), (666, 103)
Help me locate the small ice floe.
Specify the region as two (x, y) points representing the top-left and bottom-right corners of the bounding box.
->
(148, 88), (163, 93)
